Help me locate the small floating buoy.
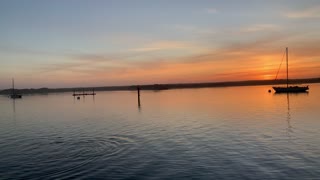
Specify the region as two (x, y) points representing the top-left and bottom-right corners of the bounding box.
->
(77, 96), (80, 100)
(268, 89), (271, 93)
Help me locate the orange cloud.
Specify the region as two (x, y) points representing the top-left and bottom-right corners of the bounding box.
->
(129, 40), (193, 52)
(29, 34), (320, 88)
(285, 6), (320, 19)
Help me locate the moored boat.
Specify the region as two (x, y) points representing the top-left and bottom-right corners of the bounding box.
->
(273, 86), (308, 93)
(10, 79), (22, 99)
(272, 47), (309, 93)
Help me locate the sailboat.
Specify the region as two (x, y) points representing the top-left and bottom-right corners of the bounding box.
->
(273, 47), (309, 93)
(10, 79), (22, 99)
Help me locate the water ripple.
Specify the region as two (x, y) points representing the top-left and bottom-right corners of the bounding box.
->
(0, 135), (137, 179)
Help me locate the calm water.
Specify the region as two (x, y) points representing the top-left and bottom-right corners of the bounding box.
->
(0, 84), (319, 179)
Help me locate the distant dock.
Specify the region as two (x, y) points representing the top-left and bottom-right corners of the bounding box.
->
(72, 93), (96, 96)
(72, 89), (96, 96)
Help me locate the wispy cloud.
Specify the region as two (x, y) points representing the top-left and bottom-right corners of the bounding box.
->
(284, 6), (320, 19)
(129, 40), (193, 52)
(205, 8), (218, 14)
(0, 45), (70, 57)
(108, 33), (153, 45)
(72, 54), (115, 63)
(240, 24), (280, 33)
(32, 33), (320, 87)
(174, 24), (216, 35)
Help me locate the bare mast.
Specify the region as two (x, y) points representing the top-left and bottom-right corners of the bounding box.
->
(286, 47), (288, 88)
(12, 78), (15, 95)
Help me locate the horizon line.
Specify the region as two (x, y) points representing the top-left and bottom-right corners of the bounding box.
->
(1, 77), (319, 92)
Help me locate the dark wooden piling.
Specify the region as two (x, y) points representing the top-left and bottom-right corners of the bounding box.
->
(137, 86), (141, 107)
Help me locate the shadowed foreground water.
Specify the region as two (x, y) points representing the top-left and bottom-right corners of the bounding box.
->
(0, 84), (319, 179)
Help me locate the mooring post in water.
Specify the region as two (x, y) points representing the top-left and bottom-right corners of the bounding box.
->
(137, 85), (141, 107)
(92, 88), (96, 102)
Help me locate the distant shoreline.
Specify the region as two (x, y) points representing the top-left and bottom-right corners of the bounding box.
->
(1, 77), (319, 95)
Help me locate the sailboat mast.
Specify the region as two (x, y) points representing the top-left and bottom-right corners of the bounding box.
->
(12, 78), (15, 95)
(286, 47), (288, 88)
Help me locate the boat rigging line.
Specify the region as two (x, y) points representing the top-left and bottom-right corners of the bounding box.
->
(274, 48), (286, 80)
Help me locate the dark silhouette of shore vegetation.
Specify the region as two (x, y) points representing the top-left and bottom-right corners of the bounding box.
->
(1, 77), (320, 95)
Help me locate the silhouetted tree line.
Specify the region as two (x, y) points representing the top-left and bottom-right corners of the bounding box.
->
(1, 78), (319, 95)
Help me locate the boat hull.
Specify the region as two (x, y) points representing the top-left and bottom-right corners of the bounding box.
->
(272, 86), (309, 93)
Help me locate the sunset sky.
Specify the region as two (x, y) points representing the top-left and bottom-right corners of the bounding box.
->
(0, 0), (320, 89)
